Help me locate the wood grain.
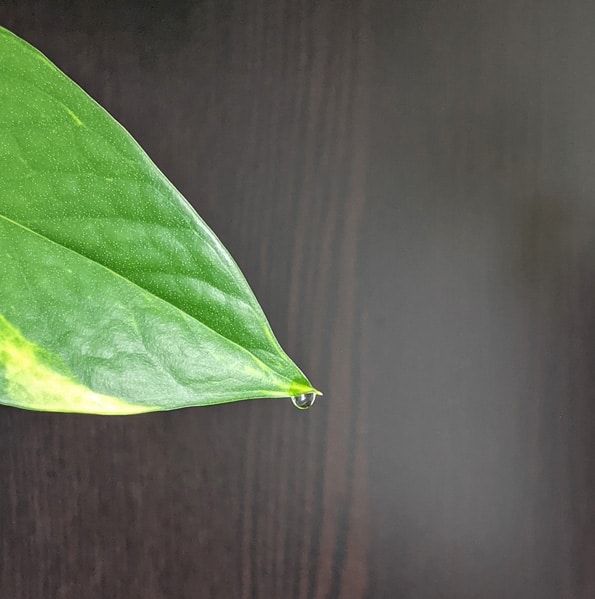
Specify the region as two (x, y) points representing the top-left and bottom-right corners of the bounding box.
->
(1, 1), (370, 598)
(3, 0), (595, 597)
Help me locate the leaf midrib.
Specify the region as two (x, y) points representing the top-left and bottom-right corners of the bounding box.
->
(0, 211), (298, 388)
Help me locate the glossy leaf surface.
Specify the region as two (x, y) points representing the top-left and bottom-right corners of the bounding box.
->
(0, 27), (318, 414)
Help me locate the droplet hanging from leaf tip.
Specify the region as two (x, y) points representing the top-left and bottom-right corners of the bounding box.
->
(291, 393), (316, 410)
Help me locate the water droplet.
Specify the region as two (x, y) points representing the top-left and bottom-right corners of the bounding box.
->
(291, 393), (316, 410)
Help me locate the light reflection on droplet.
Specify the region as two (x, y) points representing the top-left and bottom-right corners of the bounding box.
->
(291, 393), (316, 410)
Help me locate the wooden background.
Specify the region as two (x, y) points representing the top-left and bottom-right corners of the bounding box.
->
(2, 1), (595, 597)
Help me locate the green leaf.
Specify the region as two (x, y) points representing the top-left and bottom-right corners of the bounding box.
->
(0, 27), (319, 414)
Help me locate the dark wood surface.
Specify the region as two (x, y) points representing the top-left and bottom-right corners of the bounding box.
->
(2, 1), (595, 597)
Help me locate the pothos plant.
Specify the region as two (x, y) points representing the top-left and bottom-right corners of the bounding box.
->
(0, 27), (319, 415)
